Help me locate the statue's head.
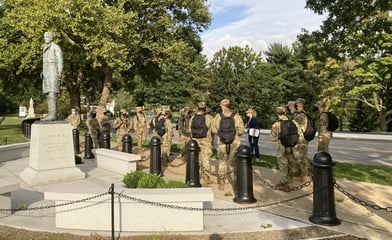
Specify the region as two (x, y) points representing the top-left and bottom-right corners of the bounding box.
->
(44, 32), (54, 44)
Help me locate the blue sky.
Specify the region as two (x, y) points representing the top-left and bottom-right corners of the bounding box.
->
(201, 0), (326, 59)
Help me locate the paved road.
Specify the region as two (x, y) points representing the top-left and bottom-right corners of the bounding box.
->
(242, 132), (392, 167)
(144, 127), (391, 167)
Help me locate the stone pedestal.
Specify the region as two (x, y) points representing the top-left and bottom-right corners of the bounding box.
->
(20, 122), (85, 186)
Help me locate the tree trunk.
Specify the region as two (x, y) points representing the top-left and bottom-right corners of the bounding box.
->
(379, 109), (387, 132)
(96, 66), (113, 123)
(64, 69), (83, 112)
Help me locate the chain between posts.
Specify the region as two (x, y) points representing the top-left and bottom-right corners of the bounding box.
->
(0, 192), (109, 212)
(116, 191), (312, 212)
(334, 181), (392, 212)
(252, 170), (312, 192)
(1, 182), (390, 213)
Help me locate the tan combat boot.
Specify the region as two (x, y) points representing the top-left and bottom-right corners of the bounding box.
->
(275, 181), (290, 191)
(202, 175), (214, 186)
(301, 175), (311, 183)
(218, 177), (225, 191)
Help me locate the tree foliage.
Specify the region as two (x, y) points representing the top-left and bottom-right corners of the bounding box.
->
(0, 0), (211, 120)
(302, 0), (392, 131)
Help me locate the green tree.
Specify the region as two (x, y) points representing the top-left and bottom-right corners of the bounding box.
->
(207, 46), (262, 112)
(303, 0), (392, 131)
(0, 0), (211, 120)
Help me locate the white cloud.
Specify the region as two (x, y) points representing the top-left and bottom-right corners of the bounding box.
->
(202, 0), (325, 60)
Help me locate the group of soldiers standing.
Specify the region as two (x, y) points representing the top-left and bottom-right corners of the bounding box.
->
(270, 98), (332, 190)
(65, 97), (332, 193)
(174, 99), (244, 191)
(66, 107), (149, 160)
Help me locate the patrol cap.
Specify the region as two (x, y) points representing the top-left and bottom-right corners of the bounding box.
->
(198, 102), (206, 109)
(120, 109), (127, 113)
(184, 106), (190, 111)
(135, 106), (142, 111)
(220, 99), (230, 106)
(315, 101), (325, 107)
(296, 98), (305, 104)
(276, 106), (286, 114)
(287, 101), (296, 106)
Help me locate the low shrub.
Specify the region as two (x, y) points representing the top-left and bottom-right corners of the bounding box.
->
(137, 173), (165, 188)
(123, 171), (148, 188)
(123, 171), (187, 188)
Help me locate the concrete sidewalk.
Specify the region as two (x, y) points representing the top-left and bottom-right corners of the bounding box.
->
(0, 152), (391, 239)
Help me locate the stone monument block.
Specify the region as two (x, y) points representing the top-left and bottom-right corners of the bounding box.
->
(20, 122), (85, 186)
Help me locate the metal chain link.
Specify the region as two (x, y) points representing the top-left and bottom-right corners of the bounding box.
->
(334, 181), (392, 212)
(116, 191), (312, 212)
(252, 169), (312, 192)
(0, 191), (110, 212)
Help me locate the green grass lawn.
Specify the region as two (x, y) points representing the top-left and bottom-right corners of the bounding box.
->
(0, 117), (29, 145)
(253, 155), (392, 186)
(1, 117), (391, 186)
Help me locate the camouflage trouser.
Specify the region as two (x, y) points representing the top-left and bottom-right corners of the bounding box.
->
(90, 132), (99, 149)
(293, 143), (310, 177)
(217, 141), (240, 191)
(161, 135), (172, 161)
(180, 134), (189, 157)
(137, 131), (147, 150)
(276, 145), (291, 183)
(195, 139), (213, 177)
(317, 137), (330, 152)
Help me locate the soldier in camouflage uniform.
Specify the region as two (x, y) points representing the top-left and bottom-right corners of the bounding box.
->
(99, 110), (111, 147)
(213, 99), (244, 191)
(86, 111), (100, 149)
(315, 101), (331, 152)
(133, 106), (148, 159)
(287, 101), (298, 119)
(113, 109), (131, 151)
(161, 108), (174, 163)
(178, 107), (191, 163)
(286, 101), (299, 177)
(270, 106), (303, 190)
(189, 102), (214, 186)
(67, 108), (80, 129)
(293, 98), (311, 181)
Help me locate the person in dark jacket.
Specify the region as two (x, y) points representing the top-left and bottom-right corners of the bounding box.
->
(245, 109), (260, 160)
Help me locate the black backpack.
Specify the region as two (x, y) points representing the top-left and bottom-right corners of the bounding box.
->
(191, 114), (208, 138)
(325, 112), (339, 131)
(279, 120), (299, 147)
(301, 112), (316, 142)
(155, 117), (166, 136)
(218, 112), (236, 144)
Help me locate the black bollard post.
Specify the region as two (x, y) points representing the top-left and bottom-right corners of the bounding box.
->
(150, 136), (162, 176)
(186, 140), (201, 187)
(84, 131), (94, 159)
(102, 131), (111, 149)
(122, 134), (132, 153)
(233, 145), (257, 203)
(72, 128), (81, 154)
(309, 151), (341, 226)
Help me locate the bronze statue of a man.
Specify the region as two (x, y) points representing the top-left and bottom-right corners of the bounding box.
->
(41, 31), (63, 121)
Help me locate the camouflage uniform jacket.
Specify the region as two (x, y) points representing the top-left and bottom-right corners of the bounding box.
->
(293, 111), (308, 144)
(318, 112), (331, 139)
(67, 114), (80, 129)
(86, 116), (100, 135)
(213, 110), (244, 144)
(133, 113), (148, 134)
(99, 115), (111, 132)
(178, 114), (191, 137)
(113, 116), (131, 136)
